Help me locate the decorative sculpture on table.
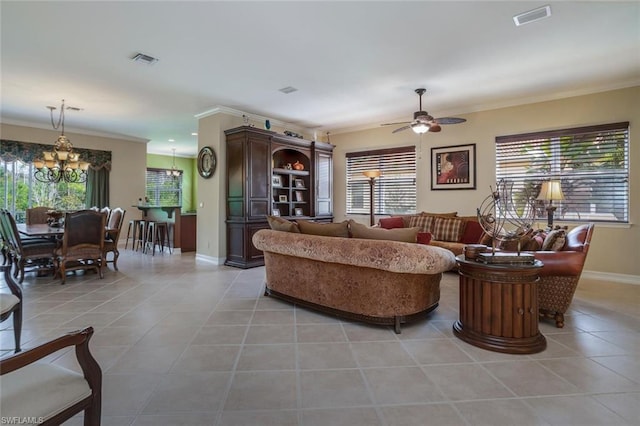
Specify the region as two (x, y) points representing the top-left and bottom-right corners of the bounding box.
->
(476, 179), (536, 264)
(46, 210), (64, 228)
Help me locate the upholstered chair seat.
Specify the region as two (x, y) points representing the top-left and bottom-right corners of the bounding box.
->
(0, 327), (102, 425)
(2, 363), (92, 420)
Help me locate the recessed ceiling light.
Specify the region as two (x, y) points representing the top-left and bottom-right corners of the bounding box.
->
(131, 52), (158, 65)
(168, 139), (175, 142)
(513, 5), (551, 26)
(279, 86), (298, 94)
(191, 132), (198, 136)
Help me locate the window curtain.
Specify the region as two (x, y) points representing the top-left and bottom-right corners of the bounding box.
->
(85, 167), (110, 208)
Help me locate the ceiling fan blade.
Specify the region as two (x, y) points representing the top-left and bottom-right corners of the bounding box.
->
(381, 121), (410, 126)
(435, 117), (466, 125)
(392, 125), (411, 134)
(429, 122), (442, 133)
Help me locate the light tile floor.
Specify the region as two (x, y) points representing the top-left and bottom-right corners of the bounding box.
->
(1, 250), (639, 425)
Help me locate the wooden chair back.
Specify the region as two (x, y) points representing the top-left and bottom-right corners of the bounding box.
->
(26, 206), (53, 225)
(56, 210), (106, 284)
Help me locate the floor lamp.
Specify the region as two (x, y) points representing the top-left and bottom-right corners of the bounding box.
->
(537, 180), (565, 229)
(363, 170), (381, 226)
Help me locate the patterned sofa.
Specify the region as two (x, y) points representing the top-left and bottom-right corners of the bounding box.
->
(252, 229), (456, 333)
(378, 212), (485, 257)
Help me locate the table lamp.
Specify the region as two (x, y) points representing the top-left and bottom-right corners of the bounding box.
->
(537, 180), (565, 229)
(363, 170), (381, 226)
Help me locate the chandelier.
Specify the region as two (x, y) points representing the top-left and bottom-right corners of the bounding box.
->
(166, 148), (182, 177)
(33, 100), (90, 184)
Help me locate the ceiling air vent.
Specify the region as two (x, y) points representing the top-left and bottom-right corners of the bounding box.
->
(279, 86), (298, 94)
(131, 53), (158, 65)
(513, 5), (551, 26)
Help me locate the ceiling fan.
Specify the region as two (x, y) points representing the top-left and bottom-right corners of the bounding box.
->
(382, 88), (466, 134)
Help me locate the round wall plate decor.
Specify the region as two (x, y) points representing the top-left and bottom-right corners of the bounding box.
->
(197, 146), (216, 178)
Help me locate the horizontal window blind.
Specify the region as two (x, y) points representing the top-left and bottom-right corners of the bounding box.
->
(496, 122), (629, 223)
(146, 168), (182, 206)
(346, 146), (416, 215)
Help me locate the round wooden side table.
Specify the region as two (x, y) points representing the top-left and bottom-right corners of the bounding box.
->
(453, 255), (546, 354)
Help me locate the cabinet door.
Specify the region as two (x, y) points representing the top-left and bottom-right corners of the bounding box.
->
(246, 136), (271, 220)
(315, 151), (333, 216)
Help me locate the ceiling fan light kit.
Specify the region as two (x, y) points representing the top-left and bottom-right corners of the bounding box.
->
(382, 88), (466, 135)
(411, 122), (429, 134)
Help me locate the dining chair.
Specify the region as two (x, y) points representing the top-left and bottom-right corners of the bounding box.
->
(0, 327), (102, 425)
(0, 209), (58, 283)
(26, 206), (53, 225)
(103, 207), (126, 270)
(0, 263), (22, 352)
(54, 210), (106, 284)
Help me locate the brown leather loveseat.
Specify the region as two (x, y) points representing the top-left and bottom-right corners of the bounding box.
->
(532, 223), (595, 328)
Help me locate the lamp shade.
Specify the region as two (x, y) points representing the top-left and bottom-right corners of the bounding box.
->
(537, 180), (565, 201)
(363, 170), (381, 179)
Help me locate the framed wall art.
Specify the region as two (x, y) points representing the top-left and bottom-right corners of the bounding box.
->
(431, 143), (476, 190)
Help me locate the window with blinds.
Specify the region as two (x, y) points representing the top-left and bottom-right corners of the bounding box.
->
(146, 168), (182, 206)
(496, 122), (629, 223)
(346, 146), (416, 215)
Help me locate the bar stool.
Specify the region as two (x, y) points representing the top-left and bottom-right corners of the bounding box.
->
(143, 221), (170, 256)
(153, 222), (172, 255)
(124, 219), (145, 251)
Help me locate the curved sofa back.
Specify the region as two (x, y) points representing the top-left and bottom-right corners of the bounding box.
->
(252, 229), (456, 275)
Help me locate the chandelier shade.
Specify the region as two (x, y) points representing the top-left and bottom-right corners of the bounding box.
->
(34, 100), (90, 184)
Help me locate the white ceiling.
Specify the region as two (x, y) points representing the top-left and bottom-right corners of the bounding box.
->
(1, 1), (639, 157)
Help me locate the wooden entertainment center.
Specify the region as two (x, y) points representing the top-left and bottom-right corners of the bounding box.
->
(224, 126), (334, 268)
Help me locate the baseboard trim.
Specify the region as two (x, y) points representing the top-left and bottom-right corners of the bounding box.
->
(582, 270), (640, 285)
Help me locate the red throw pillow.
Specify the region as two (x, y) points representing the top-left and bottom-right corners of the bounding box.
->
(417, 232), (432, 245)
(460, 220), (484, 244)
(379, 216), (405, 229)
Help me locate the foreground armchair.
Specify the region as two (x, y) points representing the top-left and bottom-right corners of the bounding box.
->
(0, 264), (22, 352)
(533, 223), (595, 327)
(0, 327), (102, 425)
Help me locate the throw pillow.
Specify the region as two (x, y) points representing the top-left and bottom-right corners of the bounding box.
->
(408, 214), (434, 233)
(349, 220), (420, 243)
(297, 220), (349, 237)
(267, 216), (300, 233)
(421, 211), (458, 217)
(542, 229), (567, 251)
(459, 220), (484, 244)
(378, 216), (405, 229)
(431, 217), (465, 242)
(417, 232), (432, 245)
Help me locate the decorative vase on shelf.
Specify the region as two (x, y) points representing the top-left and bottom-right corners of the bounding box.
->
(292, 161), (304, 171)
(265, 120), (271, 130)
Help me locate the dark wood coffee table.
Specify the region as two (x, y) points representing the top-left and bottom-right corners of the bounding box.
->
(453, 255), (546, 354)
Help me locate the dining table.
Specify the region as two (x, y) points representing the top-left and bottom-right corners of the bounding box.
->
(17, 223), (117, 238)
(17, 223), (65, 238)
